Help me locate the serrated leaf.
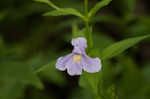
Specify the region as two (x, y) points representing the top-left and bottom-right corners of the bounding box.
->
(44, 8), (84, 19)
(88, 0), (112, 18)
(100, 35), (150, 60)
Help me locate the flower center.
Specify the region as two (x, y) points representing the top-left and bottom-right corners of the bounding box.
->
(73, 54), (82, 63)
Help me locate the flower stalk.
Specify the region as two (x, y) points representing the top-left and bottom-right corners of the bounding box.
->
(84, 0), (93, 53)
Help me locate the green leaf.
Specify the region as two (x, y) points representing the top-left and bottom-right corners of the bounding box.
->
(100, 35), (150, 60)
(44, 8), (85, 19)
(88, 0), (112, 18)
(34, 0), (59, 10)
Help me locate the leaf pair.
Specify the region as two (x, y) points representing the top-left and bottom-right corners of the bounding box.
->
(35, 0), (112, 21)
(44, 8), (85, 19)
(34, 0), (84, 19)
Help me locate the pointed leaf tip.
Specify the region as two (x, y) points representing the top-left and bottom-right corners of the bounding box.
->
(100, 35), (150, 60)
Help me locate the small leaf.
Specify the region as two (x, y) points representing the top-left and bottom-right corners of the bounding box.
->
(44, 8), (85, 19)
(100, 35), (150, 60)
(34, 0), (59, 10)
(88, 0), (112, 18)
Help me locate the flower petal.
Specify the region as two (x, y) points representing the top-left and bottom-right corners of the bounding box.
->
(72, 46), (86, 55)
(56, 54), (73, 71)
(71, 37), (87, 48)
(82, 55), (102, 73)
(66, 57), (82, 76)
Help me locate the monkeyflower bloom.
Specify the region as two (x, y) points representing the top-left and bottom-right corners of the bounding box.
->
(56, 37), (102, 76)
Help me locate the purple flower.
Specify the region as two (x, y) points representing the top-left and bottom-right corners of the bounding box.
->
(56, 37), (102, 76)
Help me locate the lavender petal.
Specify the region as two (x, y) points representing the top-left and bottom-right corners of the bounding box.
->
(71, 37), (87, 48)
(66, 57), (82, 76)
(56, 54), (73, 71)
(82, 55), (102, 73)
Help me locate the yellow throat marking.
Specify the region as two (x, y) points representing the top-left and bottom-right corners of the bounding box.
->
(73, 55), (82, 63)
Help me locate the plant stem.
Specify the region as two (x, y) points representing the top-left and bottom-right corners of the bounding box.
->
(84, 0), (93, 52)
(84, 0), (88, 16)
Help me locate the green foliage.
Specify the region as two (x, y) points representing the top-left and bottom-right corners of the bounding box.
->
(79, 72), (101, 96)
(0, 61), (43, 99)
(100, 35), (150, 60)
(0, 79), (25, 99)
(44, 8), (84, 19)
(79, 60), (118, 99)
(34, 0), (59, 9)
(36, 61), (67, 86)
(88, 0), (112, 18)
(35, 0), (85, 19)
(79, 37), (116, 99)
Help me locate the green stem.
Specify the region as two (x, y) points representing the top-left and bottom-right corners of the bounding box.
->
(84, 0), (93, 53)
(84, 0), (88, 16)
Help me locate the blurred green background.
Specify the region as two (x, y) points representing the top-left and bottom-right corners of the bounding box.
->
(0, 0), (150, 99)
